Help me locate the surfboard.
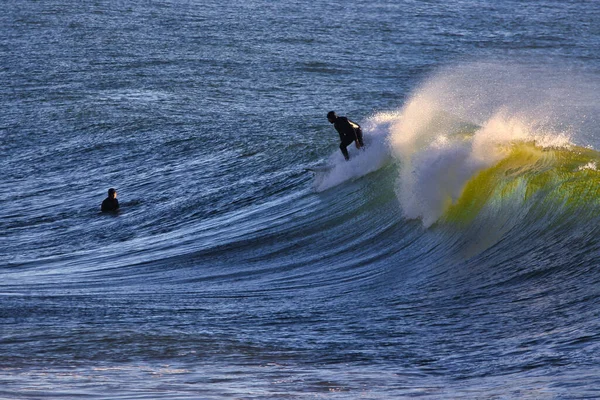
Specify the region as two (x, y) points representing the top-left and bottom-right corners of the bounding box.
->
(305, 164), (334, 173)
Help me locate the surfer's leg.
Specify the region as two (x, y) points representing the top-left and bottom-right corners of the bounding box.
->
(339, 142), (350, 160)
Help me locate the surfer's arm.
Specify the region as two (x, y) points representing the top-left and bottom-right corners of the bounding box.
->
(334, 125), (345, 141)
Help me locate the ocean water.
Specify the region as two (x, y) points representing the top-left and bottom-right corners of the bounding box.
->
(2, 0), (600, 398)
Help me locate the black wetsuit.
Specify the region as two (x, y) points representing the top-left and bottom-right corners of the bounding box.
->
(334, 117), (364, 160)
(101, 197), (119, 212)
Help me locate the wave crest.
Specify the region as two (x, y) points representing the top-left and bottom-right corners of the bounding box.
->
(383, 62), (598, 227)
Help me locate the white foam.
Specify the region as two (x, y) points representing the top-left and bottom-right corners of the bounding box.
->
(578, 161), (597, 171)
(313, 119), (392, 192)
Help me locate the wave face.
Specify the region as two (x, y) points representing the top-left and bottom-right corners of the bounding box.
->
(306, 65), (600, 397)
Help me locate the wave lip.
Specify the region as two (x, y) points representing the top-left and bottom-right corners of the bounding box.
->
(380, 62), (600, 228)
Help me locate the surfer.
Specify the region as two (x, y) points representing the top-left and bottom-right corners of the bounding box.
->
(101, 188), (120, 212)
(327, 111), (364, 160)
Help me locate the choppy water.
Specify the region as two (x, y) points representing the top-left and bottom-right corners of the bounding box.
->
(2, 0), (600, 398)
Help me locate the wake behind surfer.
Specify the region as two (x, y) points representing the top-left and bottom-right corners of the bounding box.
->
(327, 111), (364, 161)
(101, 188), (120, 212)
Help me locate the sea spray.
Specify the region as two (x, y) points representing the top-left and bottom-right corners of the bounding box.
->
(384, 62), (591, 227)
(313, 117), (392, 192)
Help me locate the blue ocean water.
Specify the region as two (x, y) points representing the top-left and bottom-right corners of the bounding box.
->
(2, 0), (600, 398)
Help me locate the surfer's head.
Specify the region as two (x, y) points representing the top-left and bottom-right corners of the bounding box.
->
(107, 188), (117, 198)
(327, 111), (337, 123)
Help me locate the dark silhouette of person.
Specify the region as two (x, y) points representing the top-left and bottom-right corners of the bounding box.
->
(101, 188), (120, 212)
(327, 111), (364, 160)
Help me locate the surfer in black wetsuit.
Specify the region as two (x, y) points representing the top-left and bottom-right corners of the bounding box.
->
(327, 111), (364, 160)
(101, 188), (120, 212)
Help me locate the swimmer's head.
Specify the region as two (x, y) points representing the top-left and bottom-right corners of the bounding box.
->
(108, 188), (117, 198)
(327, 111), (337, 123)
